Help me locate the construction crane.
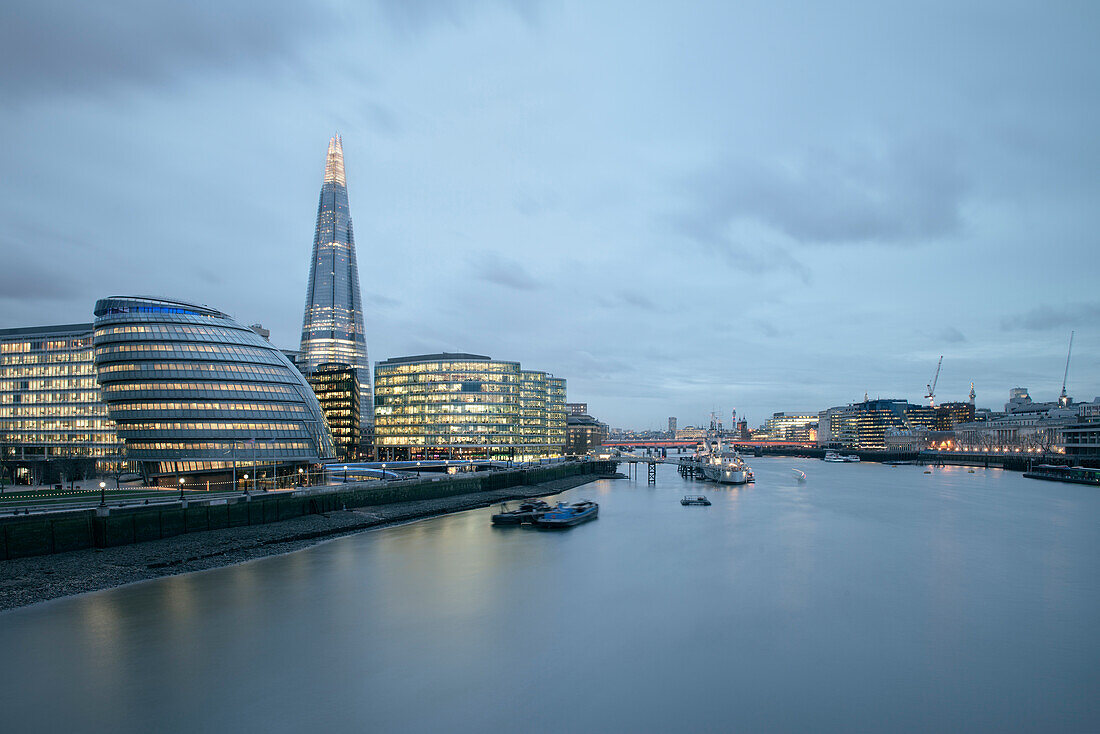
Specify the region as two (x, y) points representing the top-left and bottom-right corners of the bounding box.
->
(925, 356), (943, 408)
(1059, 331), (1075, 408)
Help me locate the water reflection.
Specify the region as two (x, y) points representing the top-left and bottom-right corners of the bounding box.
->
(2, 458), (1098, 733)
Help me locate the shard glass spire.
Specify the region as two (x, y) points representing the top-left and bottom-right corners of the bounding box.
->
(300, 134), (372, 429)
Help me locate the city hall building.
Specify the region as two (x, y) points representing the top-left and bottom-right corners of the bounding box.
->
(93, 296), (335, 486)
(374, 353), (566, 461)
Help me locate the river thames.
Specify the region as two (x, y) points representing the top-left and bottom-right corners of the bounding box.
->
(2, 458), (1098, 733)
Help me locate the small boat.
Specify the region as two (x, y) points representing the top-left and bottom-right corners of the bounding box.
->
(825, 452), (861, 463)
(534, 500), (599, 528)
(792, 469), (806, 482)
(681, 495), (711, 506)
(491, 499), (551, 525)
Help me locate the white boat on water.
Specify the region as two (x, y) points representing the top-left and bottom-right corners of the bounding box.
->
(824, 452), (860, 463)
(700, 439), (753, 485)
(792, 469), (807, 482)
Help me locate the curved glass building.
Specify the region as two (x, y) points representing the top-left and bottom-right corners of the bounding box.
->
(93, 296), (335, 484)
(374, 353), (566, 461)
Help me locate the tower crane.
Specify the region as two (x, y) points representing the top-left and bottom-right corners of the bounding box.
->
(1059, 331), (1074, 408)
(925, 356), (943, 408)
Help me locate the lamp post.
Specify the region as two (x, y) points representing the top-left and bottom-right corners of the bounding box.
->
(243, 473), (249, 496)
(298, 466), (304, 486)
(416, 461), (420, 478)
(99, 481), (106, 507)
(381, 463), (386, 482)
(178, 476), (185, 502)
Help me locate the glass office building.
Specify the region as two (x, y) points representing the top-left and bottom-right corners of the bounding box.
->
(93, 296), (335, 484)
(0, 323), (122, 484)
(299, 135), (372, 446)
(374, 353), (566, 461)
(307, 363), (361, 462)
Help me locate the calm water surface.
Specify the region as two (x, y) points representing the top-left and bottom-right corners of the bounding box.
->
(2, 458), (1098, 733)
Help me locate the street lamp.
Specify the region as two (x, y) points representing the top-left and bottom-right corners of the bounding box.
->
(99, 481), (106, 507)
(178, 476), (185, 501)
(416, 461), (420, 478)
(381, 463), (386, 482)
(243, 474), (249, 496)
(298, 467), (304, 486)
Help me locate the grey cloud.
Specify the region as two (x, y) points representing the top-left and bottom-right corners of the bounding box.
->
(376, 0), (543, 34)
(676, 135), (968, 247)
(939, 327), (967, 344)
(365, 293), (402, 309)
(0, 1), (330, 101)
(0, 241), (86, 301)
(474, 255), (542, 290)
(754, 319), (780, 338)
(363, 102), (401, 136)
(599, 291), (658, 312)
(1001, 302), (1100, 331)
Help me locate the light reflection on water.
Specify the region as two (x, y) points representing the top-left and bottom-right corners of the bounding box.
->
(2, 458), (1098, 733)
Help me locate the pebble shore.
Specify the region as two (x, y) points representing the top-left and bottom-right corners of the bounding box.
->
(0, 474), (616, 613)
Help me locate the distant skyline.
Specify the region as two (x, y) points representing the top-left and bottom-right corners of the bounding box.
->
(1, 1), (1098, 428)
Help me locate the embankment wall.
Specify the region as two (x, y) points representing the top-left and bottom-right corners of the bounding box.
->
(0, 461), (616, 561)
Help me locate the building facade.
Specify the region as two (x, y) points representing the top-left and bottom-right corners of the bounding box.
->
(374, 353), (566, 461)
(307, 363), (361, 462)
(0, 323), (123, 484)
(668, 417), (677, 436)
(299, 135), (372, 445)
(759, 412), (818, 442)
(934, 401), (975, 431)
(93, 296), (335, 485)
(566, 414), (609, 455)
(566, 402), (588, 416)
(1064, 401), (1100, 463)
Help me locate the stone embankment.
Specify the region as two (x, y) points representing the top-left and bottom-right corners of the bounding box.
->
(0, 461), (618, 612)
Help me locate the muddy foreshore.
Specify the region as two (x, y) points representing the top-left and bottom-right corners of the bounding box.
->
(0, 473), (618, 613)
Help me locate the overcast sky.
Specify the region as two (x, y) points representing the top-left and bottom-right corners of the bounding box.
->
(1, 0), (1098, 429)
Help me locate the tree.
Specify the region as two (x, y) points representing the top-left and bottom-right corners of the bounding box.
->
(55, 450), (96, 491)
(0, 442), (14, 490)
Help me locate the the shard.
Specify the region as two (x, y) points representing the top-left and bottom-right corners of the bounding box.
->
(299, 135), (372, 442)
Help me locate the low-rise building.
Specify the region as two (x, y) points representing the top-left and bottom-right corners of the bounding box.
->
(374, 353), (566, 461)
(566, 413), (608, 455)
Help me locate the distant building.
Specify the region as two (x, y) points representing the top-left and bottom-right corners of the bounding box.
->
(566, 402), (588, 416)
(249, 323), (271, 341)
(566, 414), (608, 455)
(668, 417), (677, 436)
(1064, 400), (1100, 463)
(280, 349), (301, 369)
(952, 390), (1081, 453)
(0, 323), (123, 484)
(818, 400), (932, 450)
(675, 426), (707, 441)
(374, 353), (565, 461)
(818, 406), (857, 448)
(307, 364), (361, 462)
(934, 401), (975, 431)
(759, 412), (818, 441)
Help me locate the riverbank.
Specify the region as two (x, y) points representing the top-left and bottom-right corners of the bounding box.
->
(0, 472), (618, 612)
